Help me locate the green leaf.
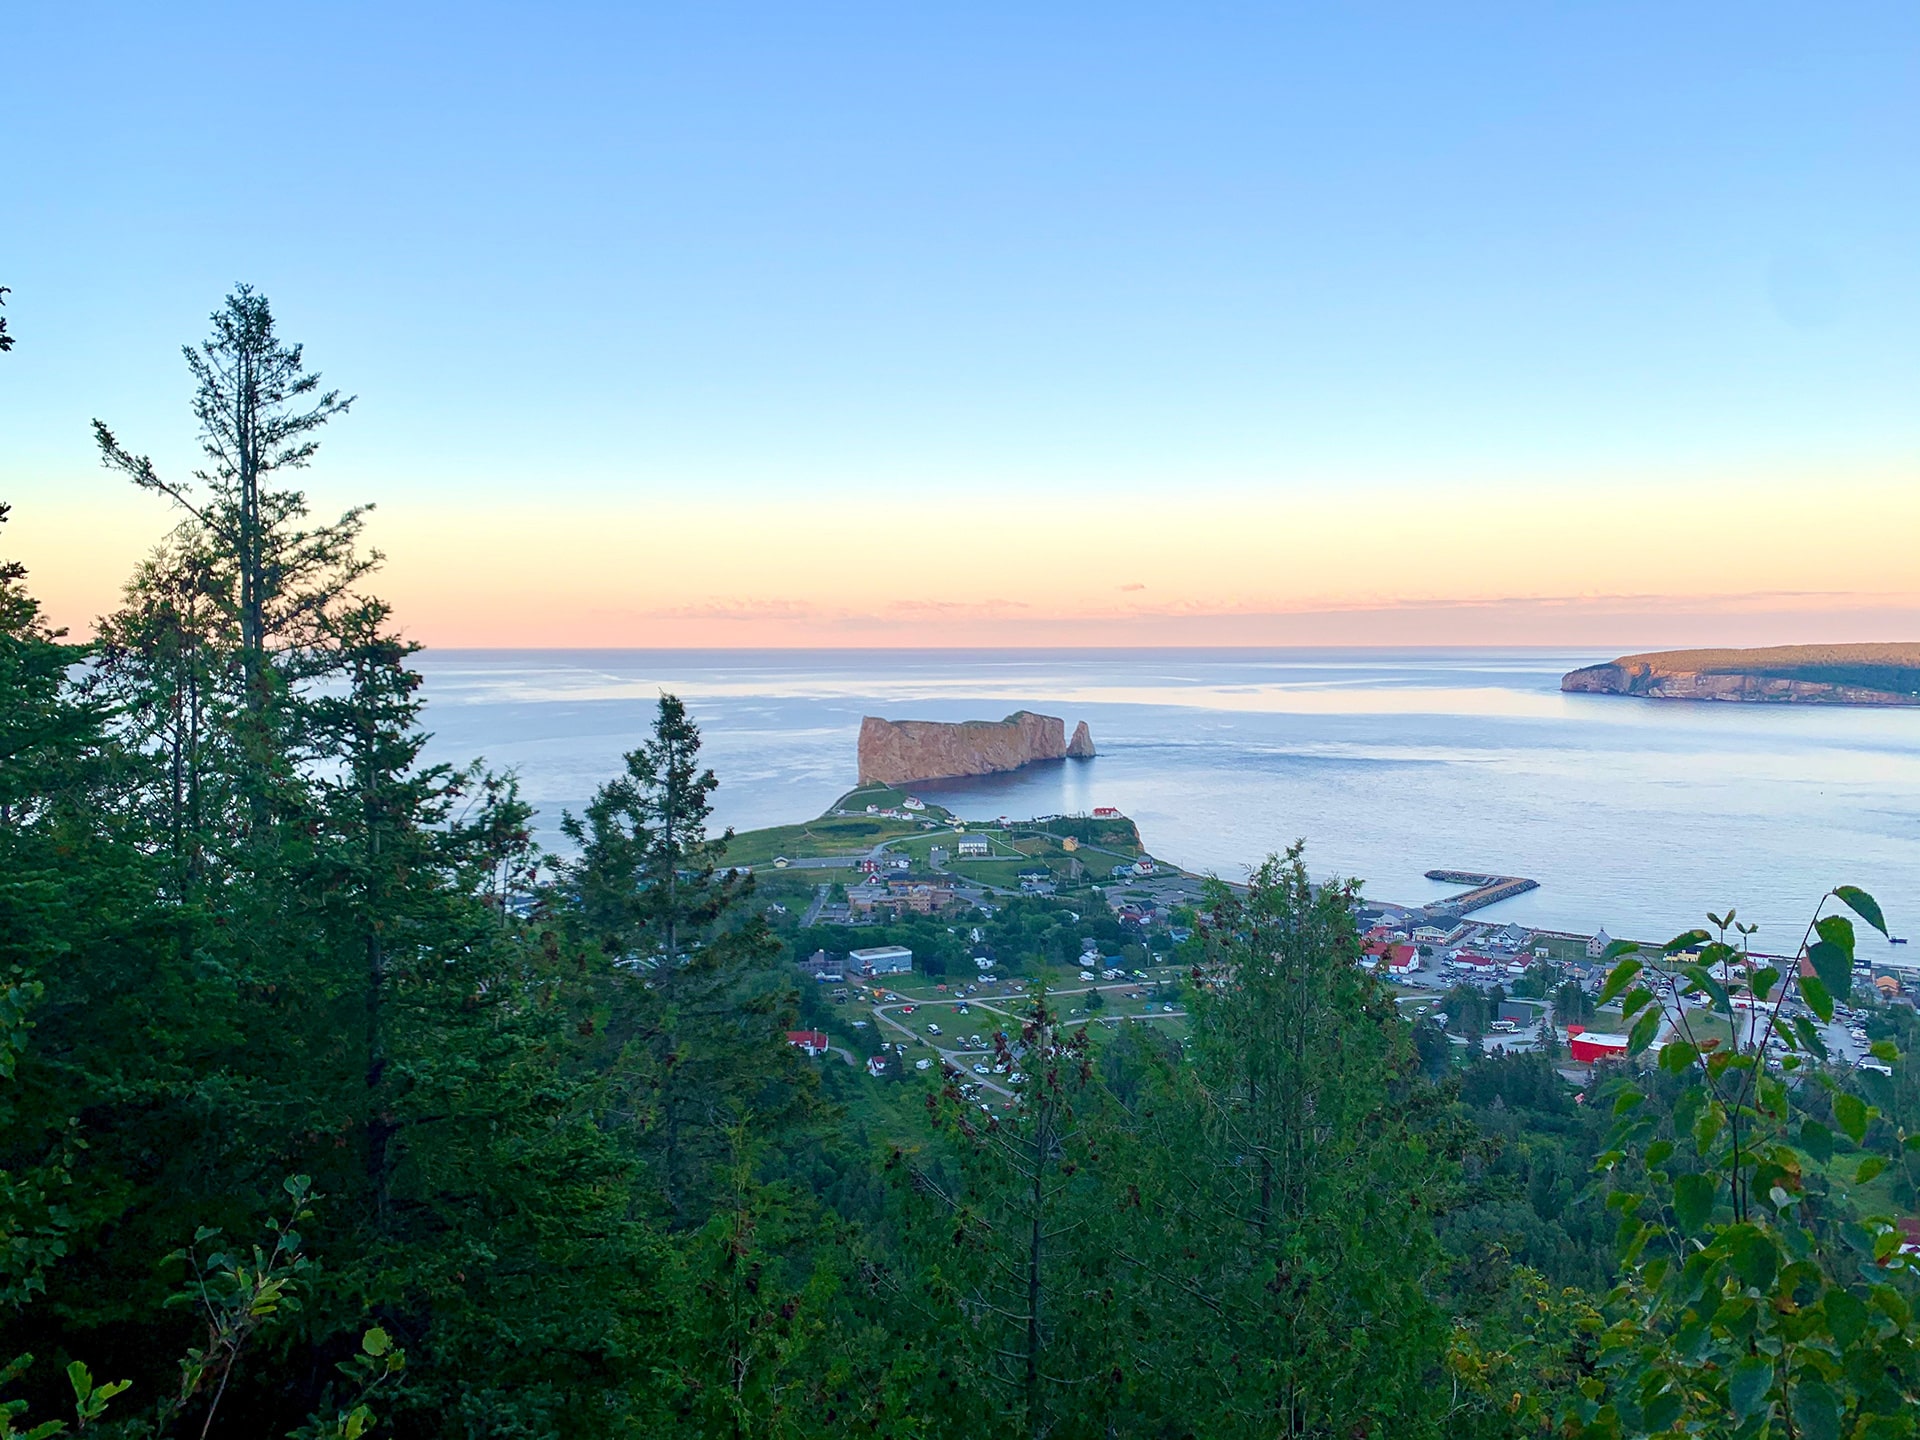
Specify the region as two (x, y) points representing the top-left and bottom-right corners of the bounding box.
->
(1793, 1378), (1842, 1440)
(1628, 1006), (1662, 1055)
(1816, 913), (1856, 954)
(1871, 1039), (1899, 1064)
(1694, 1104), (1724, 1155)
(1728, 1226), (1779, 1288)
(1835, 885), (1888, 937)
(1825, 1287), (1869, 1347)
(1622, 987), (1652, 1019)
(1672, 1172), (1714, 1231)
(1808, 939), (1852, 1004)
(1729, 1354), (1774, 1422)
(361, 1327), (391, 1357)
(1835, 1092), (1869, 1145)
(1856, 1154), (1887, 1184)
(1871, 1281), (1912, 1327)
(1659, 1040), (1698, 1074)
(1599, 957), (1643, 1005)
(1800, 1119), (1834, 1164)
(1751, 966), (1780, 1002)
(1793, 1015), (1828, 1060)
(1801, 974), (1835, 1023)
(1665, 928), (1711, 953)
(1682, 963), (1731, 1014)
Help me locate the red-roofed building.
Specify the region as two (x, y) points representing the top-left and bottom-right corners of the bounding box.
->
(1566, 1025), (1630, 1064)
(785, 1030), (830, 1057)
(1363, 939), (1420, 975)
(1453, 951), (1501, 974)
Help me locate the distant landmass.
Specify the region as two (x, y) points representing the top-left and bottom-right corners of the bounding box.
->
(857, 711), (1096, 785)
(1562, 644), (1920, 705)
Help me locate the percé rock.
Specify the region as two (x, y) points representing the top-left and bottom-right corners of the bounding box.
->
(1066, 720), (1096, 759)
(857, 711), (1096, 786)
(1562, 644), (1920, 706)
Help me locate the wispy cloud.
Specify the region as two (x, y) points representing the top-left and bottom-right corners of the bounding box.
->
(643, 598), (817, 622)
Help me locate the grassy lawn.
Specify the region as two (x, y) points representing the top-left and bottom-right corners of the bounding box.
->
(944, 857), (1030, 886)
(829, 785), (955, 820)
(1531, 934), (1596, 965)
(727, 814), (926, 866)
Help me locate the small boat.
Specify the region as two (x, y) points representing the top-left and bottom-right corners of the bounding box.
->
(1891, 936), (1909, 945)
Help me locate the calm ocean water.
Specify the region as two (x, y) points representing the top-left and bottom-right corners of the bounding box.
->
(411, 648), (1920, 948)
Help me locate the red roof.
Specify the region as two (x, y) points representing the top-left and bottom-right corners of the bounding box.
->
(1365, 940), (1417, 968)
(785, 1030), (829, 1054)
(1566, 1025), (1630, 1063)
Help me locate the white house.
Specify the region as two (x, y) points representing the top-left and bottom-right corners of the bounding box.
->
(1587, 929), (1614, 959)
(902, 796), (926, 811)
(955, 835), (992, 858)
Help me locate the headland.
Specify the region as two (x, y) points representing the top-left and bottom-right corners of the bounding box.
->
(1561, 643), (1920, 705)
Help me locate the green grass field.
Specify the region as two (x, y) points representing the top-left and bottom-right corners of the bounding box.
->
(828, 785), (955, 820)
(726, 814), (926, 866)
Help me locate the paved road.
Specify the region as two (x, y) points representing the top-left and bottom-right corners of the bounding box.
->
(801, 883), (829, 927)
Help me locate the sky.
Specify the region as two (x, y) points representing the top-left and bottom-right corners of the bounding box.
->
(3, 1), (1918, 648)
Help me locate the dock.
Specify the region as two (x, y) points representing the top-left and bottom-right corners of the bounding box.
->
(1417, 869), (1539, 918)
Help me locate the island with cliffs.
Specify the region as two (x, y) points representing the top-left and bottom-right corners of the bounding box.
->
(857, 710), (1096, 785)
(1562, 643), (1920, 705)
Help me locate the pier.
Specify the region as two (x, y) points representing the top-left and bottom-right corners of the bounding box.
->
(1418, 869), (1539, 918)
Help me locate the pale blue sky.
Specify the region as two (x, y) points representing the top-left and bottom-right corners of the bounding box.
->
(4, 2), (1918, 643)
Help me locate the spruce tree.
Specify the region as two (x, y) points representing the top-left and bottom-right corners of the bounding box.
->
(93, 285), (373, 830)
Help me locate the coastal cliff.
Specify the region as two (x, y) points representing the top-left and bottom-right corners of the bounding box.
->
(1562, 644), (1920, 706)
(857, 711), (1096, 785)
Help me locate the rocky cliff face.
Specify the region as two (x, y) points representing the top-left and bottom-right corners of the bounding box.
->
(857, 711), (1096, 785)
(1563, 644), (1920, 705)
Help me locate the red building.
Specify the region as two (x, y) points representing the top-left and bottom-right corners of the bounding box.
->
(785, 1030), (830, 1057)
(1565, 1025), (1629, 1064)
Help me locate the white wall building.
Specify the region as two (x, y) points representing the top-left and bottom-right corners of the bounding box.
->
(850, 945), (914, 976)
